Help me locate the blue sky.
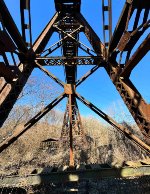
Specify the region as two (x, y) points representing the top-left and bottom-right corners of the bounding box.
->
(4, 0), (150, 123)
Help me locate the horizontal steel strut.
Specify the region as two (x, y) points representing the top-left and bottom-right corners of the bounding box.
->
(0, 164), (150, 187)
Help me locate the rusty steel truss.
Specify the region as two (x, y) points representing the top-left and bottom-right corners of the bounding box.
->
(0, 0), (150, 166)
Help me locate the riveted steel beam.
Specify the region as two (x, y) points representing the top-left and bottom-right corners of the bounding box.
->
(75, 13), (104, 57)
(76, 65), (101, 87)
(105, 64), (150, 144)
(76, 92), (150, 154)
(102, 0), (112, 57)
(0, 13), (58, 127)
(0, 0), (27, 53)
(32, 13), (58, 53)
(120, 34), (150, 77)
(20, 0), (32, 47)
(35, 61), (65, 87)
(0, 93), (65, 153)
(36, 56), (103, 66)
(109, 1), (132, 53)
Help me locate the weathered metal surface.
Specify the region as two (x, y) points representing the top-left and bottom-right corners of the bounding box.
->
(0, 93), (66, 153)
(75, 13), (104, 57)
(102, 0), (112, 57)
(0, 0), (150, 169)
(106, 67), (150, 143)
(0, 62), (17, 81)
(32, 13), (58, 54)
(0, 83), (11, 105)
(120, 34), (150, 77)
(106, 0), (150, 142)
(61, 96), (86, 166)
(0, 31), (16, 53)
(36, 56), (103, 66)
(0, 0), (27, 53)
(64, 84), (76, 95)
(35, 61), (65, 87)
(0, 13), (58, 127)
(20, 0), (32, 47)
(0, 165), (150, 187)
(76, 65), (101, 87)
(109, 1), (132, 53)
(0, 77), (6, 91)
(117, 31), (131, 52)
(75, 92), (150, 154)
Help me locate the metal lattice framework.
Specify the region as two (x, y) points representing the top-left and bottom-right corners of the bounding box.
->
(0, 0), (150, 167)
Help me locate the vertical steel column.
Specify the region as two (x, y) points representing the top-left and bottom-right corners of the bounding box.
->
(102, 0), (112, 57)
(20, 0), (32, 47)
(69, 94), (74, 167)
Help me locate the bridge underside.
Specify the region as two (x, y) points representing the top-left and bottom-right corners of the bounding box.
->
(0, 0), (150, 191)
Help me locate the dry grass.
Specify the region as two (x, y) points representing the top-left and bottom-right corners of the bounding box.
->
(0, 77), (148, 174)
(0, 113), (148, 176)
